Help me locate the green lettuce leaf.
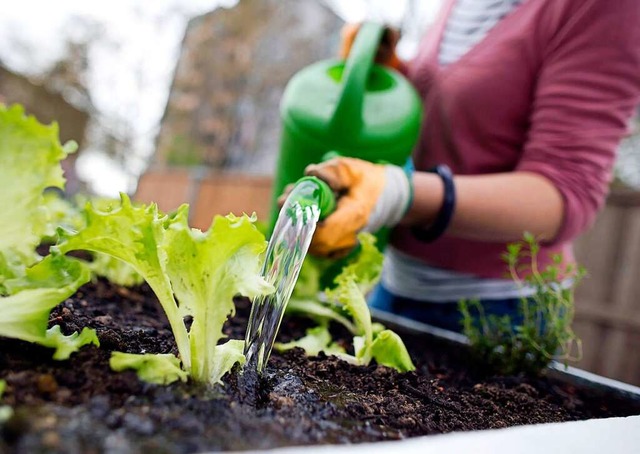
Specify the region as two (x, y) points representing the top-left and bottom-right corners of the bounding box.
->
(275, 324), (345, 357)
(44, 325), (100, 360)
(110, 352), (188, 385)
(339, 233), (384, 295)
(326, 274), (415, 371)
(284, 232), (414, 372)
(0, 104), (77, 273)
(326, 275), (374, 362)
(57, 196), (273, 384)
(162, 210), (272, 383)
(370, 330), (415, 372)
(0, 254), (95, 358)
(88, 253), (144, 287)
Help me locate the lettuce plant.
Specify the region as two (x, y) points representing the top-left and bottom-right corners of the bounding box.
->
(0, 104), (98, 358)
(56, 196), (274, 385)
(0, 104), (77, 287)
(278, 234), (415, 372)
(43, 193), (144, 287)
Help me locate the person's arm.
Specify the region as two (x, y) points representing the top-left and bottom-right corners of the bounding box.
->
(403, 171), (564, 243)
(406, 0), (640, 246)
(303, 1), (640, 258)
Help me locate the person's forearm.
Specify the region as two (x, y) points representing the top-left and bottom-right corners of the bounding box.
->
(401, 171), (564, 243)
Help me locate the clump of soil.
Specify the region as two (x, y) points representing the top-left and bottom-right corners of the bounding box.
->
(1, 280), (638, 453)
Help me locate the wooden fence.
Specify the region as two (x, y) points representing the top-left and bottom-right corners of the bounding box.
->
(135, 169), (640, 385)
(573, 189), (640, 385)
(134, 168), (273, 229)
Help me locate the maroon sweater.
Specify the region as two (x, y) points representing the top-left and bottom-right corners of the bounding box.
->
(392, 0), (640, 278)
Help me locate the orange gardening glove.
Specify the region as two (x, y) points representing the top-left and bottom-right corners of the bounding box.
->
(339, 23), (403, 71)
(304, 157), (412, 258)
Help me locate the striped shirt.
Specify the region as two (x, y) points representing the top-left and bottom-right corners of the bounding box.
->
(439, 0), (523, 66)
(385, 0), (526, 302)
(381, 246), (537, 303)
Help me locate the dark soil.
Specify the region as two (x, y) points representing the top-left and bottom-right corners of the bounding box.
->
(1, 280), (639, 453)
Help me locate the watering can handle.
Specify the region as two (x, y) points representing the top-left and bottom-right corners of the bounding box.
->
(330, 22), (385, 135)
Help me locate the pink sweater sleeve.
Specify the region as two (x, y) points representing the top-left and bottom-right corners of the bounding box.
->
(516, 0), (640, 245)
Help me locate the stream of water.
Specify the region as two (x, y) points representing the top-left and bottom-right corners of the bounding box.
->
(243, 180), (322, 374)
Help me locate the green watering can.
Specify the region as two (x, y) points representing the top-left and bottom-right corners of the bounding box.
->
(270, 22), (423, 247)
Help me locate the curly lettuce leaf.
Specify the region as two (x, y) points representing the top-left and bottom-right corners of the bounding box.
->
(44, 325), (100, 360)
(326, 275), (374, 361)
(283, 232), (414, 372)
(57, 196), (273, 385)
(163, 210), (272, 383)
(0, 254), (95, 358)
(55, 194), (190, 363)
(110, 352), (188, 385)
(275, 324), (345, 357)
(0, 104), (77, 269)
(88, 253), (144, 287)
(370, 330), (415, 372)
(339, 233), (384, 295)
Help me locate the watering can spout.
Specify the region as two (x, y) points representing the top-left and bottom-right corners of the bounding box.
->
(243, 177), (335, 374)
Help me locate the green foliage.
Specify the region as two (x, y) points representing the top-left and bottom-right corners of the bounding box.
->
(0, 380), (11, 423)
(0, 104), (78, 291)
(278, 233), (415, 372)
(0, 104), (97, 359)
(459, 233), (585, 376)
(110, 352), (189, 385)
(56, 196), (273, 385)
(41, 193), (144, 287)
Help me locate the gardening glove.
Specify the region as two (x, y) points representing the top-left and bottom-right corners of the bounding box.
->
(304, 157), (412, 258)
(339, 23), (403, 71)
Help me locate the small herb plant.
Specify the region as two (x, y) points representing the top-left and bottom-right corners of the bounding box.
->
(277, 234), (415, 372)
(459, 232), (585, 376)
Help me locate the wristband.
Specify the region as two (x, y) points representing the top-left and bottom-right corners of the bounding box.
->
(411, 164), (456, 243)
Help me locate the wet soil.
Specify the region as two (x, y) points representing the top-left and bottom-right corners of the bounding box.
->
(1, 280), (639, 453)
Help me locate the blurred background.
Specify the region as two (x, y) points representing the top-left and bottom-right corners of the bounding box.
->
(1, 0), (639, 384)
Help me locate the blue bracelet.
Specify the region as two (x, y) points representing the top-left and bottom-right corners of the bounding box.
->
(411, 164), (456, 243)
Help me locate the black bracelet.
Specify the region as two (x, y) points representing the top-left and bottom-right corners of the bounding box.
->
(411, 164), (456, 243)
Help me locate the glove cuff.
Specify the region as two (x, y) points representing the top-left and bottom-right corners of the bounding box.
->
(365, 164), (412, 232)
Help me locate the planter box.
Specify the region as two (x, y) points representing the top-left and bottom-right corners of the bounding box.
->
(135, 171), (640, 386)
(240, 310), (640, 454)
(372, 309), (640, 404)
(2, 283), (640, 453)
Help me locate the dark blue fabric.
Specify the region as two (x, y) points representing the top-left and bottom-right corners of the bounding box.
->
(368, 283), (525, 333)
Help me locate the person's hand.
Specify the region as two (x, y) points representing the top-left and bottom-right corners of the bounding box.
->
(302, 157), (412, 258)
(339, 23), (403, 71)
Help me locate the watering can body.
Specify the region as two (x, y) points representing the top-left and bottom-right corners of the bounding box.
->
(270, 22), (423, 247)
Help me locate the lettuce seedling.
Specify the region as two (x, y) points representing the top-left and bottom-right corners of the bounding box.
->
(0, 104), (98, 358)
(56, 196), (274, 384)
(277, 234), (415, 372)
